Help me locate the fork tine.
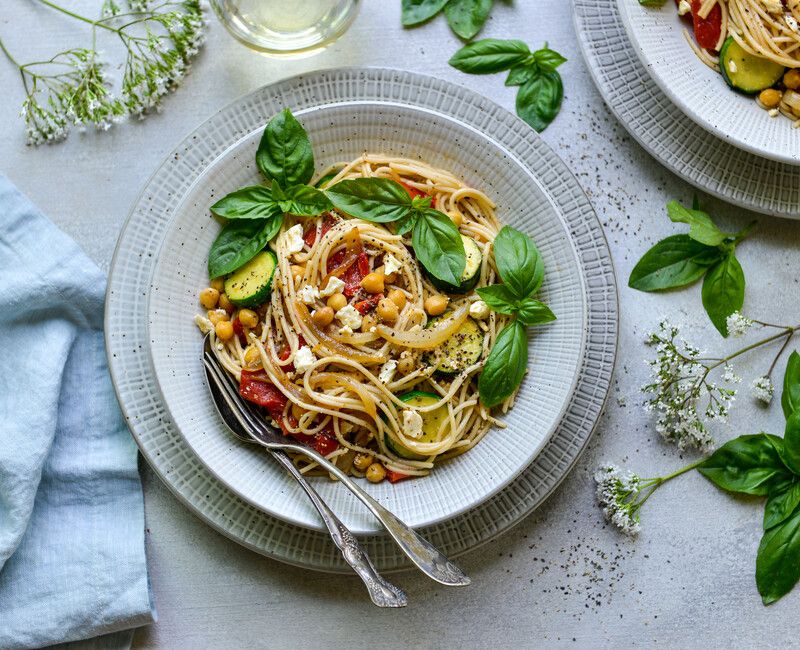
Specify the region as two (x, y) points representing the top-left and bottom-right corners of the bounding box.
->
(203, 357), (265, 438)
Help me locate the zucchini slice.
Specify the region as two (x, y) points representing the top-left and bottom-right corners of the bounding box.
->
(428, 235), (483, 293)
(423, 315), (484, 375)
(719, 36), (784, 95)
(223, 250), (278, 307)
(384, 391), (448, 460)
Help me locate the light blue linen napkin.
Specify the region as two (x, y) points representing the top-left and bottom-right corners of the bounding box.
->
(0, 174), (154, 649)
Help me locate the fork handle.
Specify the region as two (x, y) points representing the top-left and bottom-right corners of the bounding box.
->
(269, 450), (407, 608)
(276, 443), (470, 587)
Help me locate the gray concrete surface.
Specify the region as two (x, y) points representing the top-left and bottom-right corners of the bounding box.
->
(2, 1), (799, 647)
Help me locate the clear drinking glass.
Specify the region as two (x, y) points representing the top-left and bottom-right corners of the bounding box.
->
(211, 0), (360, 56)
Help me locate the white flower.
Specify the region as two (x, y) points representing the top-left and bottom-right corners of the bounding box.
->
(722, 365), (742, 384)
(594, 465), (642, 536)
(751, 375), (774, 405)
(726, 311), (753, 338)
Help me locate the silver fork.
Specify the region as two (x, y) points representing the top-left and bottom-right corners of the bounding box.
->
(203, 339), (406, 607)
(202, 335), (470, 588)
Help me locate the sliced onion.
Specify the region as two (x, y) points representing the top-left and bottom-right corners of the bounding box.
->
(314, 372), (378, 419)
(296, 301), (387, 364)
(784, 90), (800, 117)
(376, 305), (468, 350)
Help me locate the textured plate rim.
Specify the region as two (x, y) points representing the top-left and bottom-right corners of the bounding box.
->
(105, 66), (618, 573)
(616, 0), (800, 165)
(144, 99), (589, 534)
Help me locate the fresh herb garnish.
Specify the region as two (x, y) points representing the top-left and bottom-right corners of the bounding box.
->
(401, 0), (495, 40)
(596, 352), (800, 605)
(629, 198), (754, 336)
(256, 108), (315, 187)
(476, 226), (556, 407)
(208, 218), (282, 279)
(449, 39), (567, 132)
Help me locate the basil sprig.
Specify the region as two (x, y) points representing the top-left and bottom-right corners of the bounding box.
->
(402, 0), (494, 40)
(629, 198), (754, 337)
(476, 226), (556, 407)
(449, 39), (567, 132)
(695, 352), (800, 604)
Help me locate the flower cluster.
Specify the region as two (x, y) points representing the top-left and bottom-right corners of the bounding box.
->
(643, 320), (737, 452)
(752, 375), (775, 405)
(726, 311), (754, 338)
(594, 465), (644, 536)
(4, 0), (206, 145)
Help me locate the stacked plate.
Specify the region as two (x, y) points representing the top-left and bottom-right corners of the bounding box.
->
(574, 0), (800, 218)
(106, 68), (617, 572)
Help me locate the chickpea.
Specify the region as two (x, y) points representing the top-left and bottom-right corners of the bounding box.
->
(360, 272), (385, 294)
(327, 293), (348, 311)
(210, 277), (225, 292)
(376, 298), (399, 324)
(312, 306), (335, 328)
(199, 287), (220, 309)
(291, 264), (305, 280)
(365, 462), (387, 483)
(361, 313), (378, 333)
(785, 69), (800, 90)
(387, 289), (407, 311)
(384, 271), (398, 284)
(215, 320), (234, 341)
(207, 309), (229, 325)
(218, 293), (234, 314)
(759, 88), (782, 109)
(238, 308), (258, 328)
(449, 211), (464, 227)
(397, 354), (415, 375)
(424, 294), (449, 316)
(353, 453), (373, 471)
(244, 346), (261, 366)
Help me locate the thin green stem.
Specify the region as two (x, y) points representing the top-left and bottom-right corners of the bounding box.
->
(708, 325), (800, 371)
(0, 37), (21, 67)
(636, 458), (707, 509)
(733, 220), (757, 245)
(767, 330), (794, 379)
(36, 0), (118, 32)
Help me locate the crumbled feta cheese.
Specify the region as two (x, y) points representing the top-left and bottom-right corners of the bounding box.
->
(787, 14), (799, 31)
(383, 253), (402, 277)
(294, 346), (316, 374)
(319, 276), (346, 297)
(469, 300), (490, 320)
(284, 223), (305, 254)
(402, 410), (424, 439)
(378, 360), (397, 384)
(769, 108), (780, 117)
(194, 314), (213, 334)
(728, 60), (737, 74)
(336, 304), (362, 330)
(338, 325), (354, 336)
(297, 284), (320, 304)
(677, 0), (691, 15)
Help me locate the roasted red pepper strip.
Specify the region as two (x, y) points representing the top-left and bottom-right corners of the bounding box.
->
(303, 215), (337, 248)
(353, 293), (383, 315)
(386, 470), (412, 484)
(239, 369), (288, 412)
(343, 252), (370, 297)
(691, 0), (722, 50)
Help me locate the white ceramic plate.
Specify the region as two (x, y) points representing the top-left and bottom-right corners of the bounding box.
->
(147, 102), (586, 534)
(618, 0), (800, 165)
(575, 0), (800, 217)
(107, 68), (617, 570)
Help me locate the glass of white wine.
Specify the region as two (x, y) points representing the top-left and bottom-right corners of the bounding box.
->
(211, 0), (360, 56)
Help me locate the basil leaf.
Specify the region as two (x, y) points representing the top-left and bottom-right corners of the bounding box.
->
(666, 200), (728, 247)
(210, 186), (278, 220)
(765, 481), (800, 530)
(782, 411), (800, 475)
(628, 234), (721, 292)
(401, 0), (449, 25)
(444, 0), (493, 40)
(275, 184), (332, 217)
(395, 211), (418, 236)
(207, 216), (282, 278)
(505, 63), (539, 87)
(479, 320), (528, 407)
(698, 434), (794, 496)
(516, 70), (563, 132)
(476, 284), (520, 315)
(782, 351), (800, 419)
(516, 298), (556, 326)
(756, 505), (800, 604)
(702, 252), (745, 337)
(412, 208), (466, 286)
(314, 171), (340, 189)
(449, 38), (531, 73)
(325, 178), (413, 223)
(256, 109), (314, 187)
(492, 225), (544, 299)
(533, 46), (567, 72)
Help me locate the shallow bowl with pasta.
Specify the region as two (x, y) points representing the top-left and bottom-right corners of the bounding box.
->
(147, 101), (587, 534)
(618, 0), (800, 164)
